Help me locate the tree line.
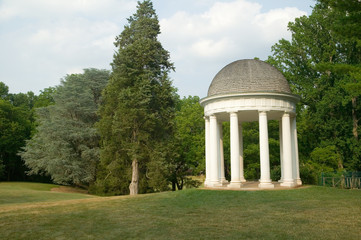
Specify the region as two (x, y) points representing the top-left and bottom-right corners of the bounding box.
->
(0, 0), (360, 194)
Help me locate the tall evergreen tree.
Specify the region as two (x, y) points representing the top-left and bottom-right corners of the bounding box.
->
(20, 69), (109, 186)
(96, 1), (176, 195)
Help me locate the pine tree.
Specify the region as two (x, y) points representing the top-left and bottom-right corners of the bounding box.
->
(96, 0), (176, 195)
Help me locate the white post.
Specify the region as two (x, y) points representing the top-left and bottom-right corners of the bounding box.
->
(229, 112), (242, 188)
(278, 118), (284, 183)
(204, 116), (210, 186)
(219, 123), (227, 185)
(280, 112), (296, 187)
(291, 117), (302, 185)
(258, 111), (274, 188)
(239, 122), (246, 182)
(209, 115), (220, 186)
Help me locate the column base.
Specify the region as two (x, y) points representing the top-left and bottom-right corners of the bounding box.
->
(240, 177), (247, 183)
(258, 181), (274, 189)
(280, 180), (296, 187)
(207, 181), (223, 187)
(228, 181), (242, 188)
(278, 179), (283, 183)
(204, 180), (210, 187)
(296, 179), (302, 185)
(220, 178), (229, 186)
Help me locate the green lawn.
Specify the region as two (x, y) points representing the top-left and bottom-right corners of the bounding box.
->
(0, 182), (360, 239)
(0, 182), (95, 206)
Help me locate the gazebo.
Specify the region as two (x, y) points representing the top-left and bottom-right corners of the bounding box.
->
(200, 59), (302, 189)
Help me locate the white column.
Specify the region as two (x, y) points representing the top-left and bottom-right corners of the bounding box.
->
(278, 118), (284, 183)
(219, 123), (227, 184)
(209, 115), (220, 186)
(204, 116), (210, 186)
(280, 112), (296, 187)
(258, 111), (274, 188)
(291, 117), (302, 185)
(229, 112), (242, 187)
(239, 122), (246, 182)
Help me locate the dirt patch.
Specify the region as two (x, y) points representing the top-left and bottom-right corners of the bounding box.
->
(51, 186), (88, 194)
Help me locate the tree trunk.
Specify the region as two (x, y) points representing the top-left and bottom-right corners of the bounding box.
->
(129, 159), (139, 195)
(172, 181), (176, 191)
(176, 178), (184, 190)
(352, 97), (358, 140)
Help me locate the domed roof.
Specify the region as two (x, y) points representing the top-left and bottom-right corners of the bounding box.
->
(207, 59), (291, 96)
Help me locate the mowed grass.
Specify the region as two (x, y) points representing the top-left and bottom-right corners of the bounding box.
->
(0, 183), (360, 239)
(0, 182), (95, 206)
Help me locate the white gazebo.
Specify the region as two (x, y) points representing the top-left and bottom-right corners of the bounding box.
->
(200, 59), (302, 189)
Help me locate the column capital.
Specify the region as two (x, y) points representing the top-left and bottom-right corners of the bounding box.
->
(290, 114), (297, 119)
(282, 112), (290, 117)
(203, 116), (209, 120)
(209, 115), (217, 120)
(282, 111), (297, 118)
(258, 110), (268, 116)
(228, 111), (238, 115)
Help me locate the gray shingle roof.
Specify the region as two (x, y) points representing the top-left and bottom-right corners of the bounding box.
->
(207, 59), (291, 96)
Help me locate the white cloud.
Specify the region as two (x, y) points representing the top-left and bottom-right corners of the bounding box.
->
(0, 0), (136, 21)
(0, 0), (136, 93)
(0, 6), (17, 21)
(191, 38), (234, 58)
(159, 0), (307, 97)
(0, 0), (310, 97)
(160, 0), (306, 61)
(253, 7), (304, 41)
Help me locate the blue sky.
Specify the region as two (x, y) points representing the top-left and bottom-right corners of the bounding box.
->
(0, 0), (316, 98)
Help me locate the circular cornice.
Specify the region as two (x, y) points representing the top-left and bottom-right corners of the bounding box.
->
(200, 92), (300, 107)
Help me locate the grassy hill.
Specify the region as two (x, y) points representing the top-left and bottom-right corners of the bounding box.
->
(0, 182), (360, 239)
(0, 182), (95, 206)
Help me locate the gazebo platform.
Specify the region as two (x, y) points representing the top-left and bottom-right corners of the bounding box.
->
(203, 181), (304, 191)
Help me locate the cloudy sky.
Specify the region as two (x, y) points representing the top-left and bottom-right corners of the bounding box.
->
(0, 0), (316, 98)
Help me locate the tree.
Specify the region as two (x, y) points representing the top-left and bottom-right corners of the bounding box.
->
(34, 87), (56, 108)
(268, 1), (361, 178)
(0, 82), (9, 99)
(20, 69), (109, 187)
(0, 82), (34, 181)
(95, 0), (176, 195)
(0, 82), (56, 181)
(318, 0), (361, 41)
(317, 0), (361, 162)
(0, 98), (32, 180)
(163, 96), (204, 191)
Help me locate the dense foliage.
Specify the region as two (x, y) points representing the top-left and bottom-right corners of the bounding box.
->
(0, 98), (32, 180)
(268, 0), (361, 183)
(0, 82), (54, 181)
(20, 69), (109, 187)
(164, 96), (205, 190)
